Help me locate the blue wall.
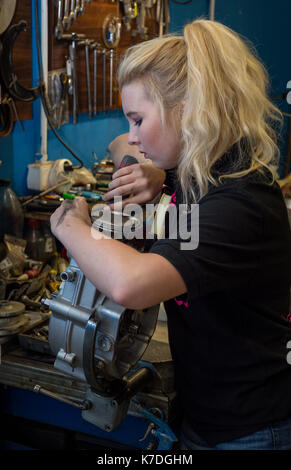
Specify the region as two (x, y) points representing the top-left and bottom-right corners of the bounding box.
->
(0, 0), (290, 195)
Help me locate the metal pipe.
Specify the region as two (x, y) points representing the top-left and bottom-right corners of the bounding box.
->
(40, 0), (48, 162)
(33, 384), (91, 410)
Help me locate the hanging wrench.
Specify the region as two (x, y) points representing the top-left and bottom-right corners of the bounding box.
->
(91, 42), (100, 115)
(66, 33), (81, 124)
(69, 0), (77, 25)
(55, 0), (64, 39)
(79, 39), (94, 119)
(109, 49), (114, 108)
(74, 0), (82, 16)
(84, 39), (93, 119)
(62, 0), (71, 30)
(102, 49), (107, 113)
(80, 0), (86, 13)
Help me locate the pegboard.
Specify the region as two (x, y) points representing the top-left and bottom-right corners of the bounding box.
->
(48, 0), (164, 120)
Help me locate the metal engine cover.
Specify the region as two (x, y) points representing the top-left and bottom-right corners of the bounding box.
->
(47, 257), (159, 391)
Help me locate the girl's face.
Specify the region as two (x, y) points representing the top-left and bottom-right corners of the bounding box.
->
(121, 80), (181, 170)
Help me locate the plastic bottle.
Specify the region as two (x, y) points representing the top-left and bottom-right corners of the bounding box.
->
(0, 179), (24, 240)
(24, 218), (45, 261)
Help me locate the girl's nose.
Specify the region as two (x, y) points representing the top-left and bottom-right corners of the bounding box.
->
(128, 127), (140, 146)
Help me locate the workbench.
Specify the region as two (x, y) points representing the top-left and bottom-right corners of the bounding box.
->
(0, 315), (179, 450)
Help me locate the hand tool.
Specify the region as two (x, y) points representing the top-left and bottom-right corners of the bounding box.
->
(69, 189), (103, 200)
(55, 0), (64, 39)
(102, 14), (122, 49)
(86, 40), (93, 119)
(69, 0), (77, 25)
(57, 72), (69, 128)
(79, 39), (94, 118)
(80, 0), (86, 14)
(74, 0), (82, 17)
(91, 42), (100, 115)
(62, 0), (70, 30)
(109, 49), (114, 108)
(66, 57), (73, 94)
(132, 0), (148, 39)
(59, 33), (85, 124)
(69, 38), (78, 123)
(84, 40), (93, 119)
(119, 0), (136, 31)
(102, 49), (107, 113)
(22, 179), (72, 207)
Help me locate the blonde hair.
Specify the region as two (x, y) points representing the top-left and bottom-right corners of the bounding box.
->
(118, 19), (282, 203)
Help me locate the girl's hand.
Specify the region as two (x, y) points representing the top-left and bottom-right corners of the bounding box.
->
(50, 197), (91, 240)
(103, 162), (166, 209)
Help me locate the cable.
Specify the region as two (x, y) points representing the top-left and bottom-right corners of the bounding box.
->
(34, 0), (83, 169)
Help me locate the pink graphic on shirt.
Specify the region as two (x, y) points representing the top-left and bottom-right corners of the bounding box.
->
(287, 313), (291, 322)
(170, 192), (176, 206)
(174, 298), (189, 308)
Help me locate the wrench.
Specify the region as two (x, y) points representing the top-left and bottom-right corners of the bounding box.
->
(55, 0), (64, 39)
(69, 0), (77, 25)
(109, 49), (114, 108)
(74, 0), (82, 16)
(80, 0), (86, 13)
(91, 42), (100, 115)
(79, 39), (94, 119)
(84, 40), (93, 119)
(62, 0), (70, 30)
(67, 33), (80, 124)
(102, 49), (107, 113)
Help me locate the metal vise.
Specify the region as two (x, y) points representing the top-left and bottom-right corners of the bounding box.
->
(42, 256), (159, 431)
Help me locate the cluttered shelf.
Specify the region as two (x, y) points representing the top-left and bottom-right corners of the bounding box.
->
(0, 156), (116, 348)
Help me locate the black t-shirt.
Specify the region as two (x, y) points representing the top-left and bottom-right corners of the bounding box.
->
(150, 156), (291, 445)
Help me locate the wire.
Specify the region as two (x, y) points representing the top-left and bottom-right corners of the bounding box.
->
(34, 0), (83, 169)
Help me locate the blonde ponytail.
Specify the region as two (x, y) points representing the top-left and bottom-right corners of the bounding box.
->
(117, 19), (283, 203)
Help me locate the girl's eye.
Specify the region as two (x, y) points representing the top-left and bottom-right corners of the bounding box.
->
(134, 119), (142, 127)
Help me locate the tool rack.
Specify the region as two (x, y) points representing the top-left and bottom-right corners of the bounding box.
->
(48, 0), (160, 122)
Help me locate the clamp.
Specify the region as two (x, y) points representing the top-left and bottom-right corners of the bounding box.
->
(136, 404), (178, 450)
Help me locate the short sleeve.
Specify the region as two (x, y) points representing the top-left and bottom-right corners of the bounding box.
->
(150, 187), (264, 299)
